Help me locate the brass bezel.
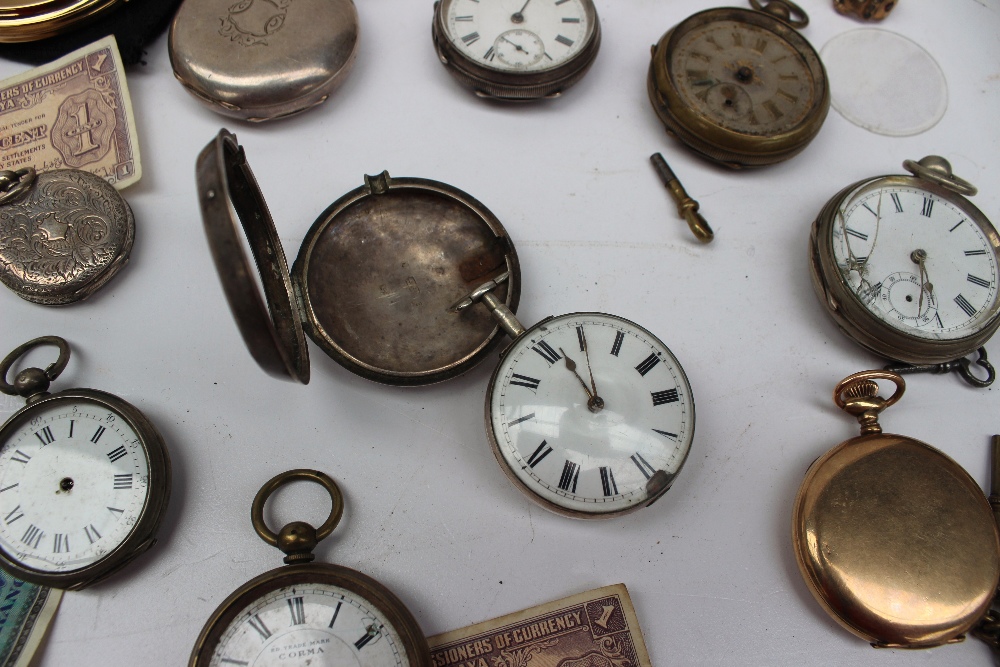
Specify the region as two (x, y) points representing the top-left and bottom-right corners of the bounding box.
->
(809, 174), (1000, 365)
(647, 6), (829, 168)
(431, 0), (601, 101)
(189, 562), (431, 667)
(0, 389), (171, 591)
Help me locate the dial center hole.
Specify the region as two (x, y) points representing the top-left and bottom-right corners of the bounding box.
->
(59, 477), (74, 492)
(736, 66), (754, 83)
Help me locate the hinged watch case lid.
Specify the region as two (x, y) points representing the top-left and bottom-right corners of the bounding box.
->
(196, 129), (520, 386)
(793, 373), (1000, 648)
(168, 0), (359, 122)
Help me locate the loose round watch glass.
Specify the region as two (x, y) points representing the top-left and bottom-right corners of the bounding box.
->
(832, 182), (999, 339)
(0, 399), (150, 573)
(210, 582), (408, 667)
(489, 313), (693, 515)
(670, 19), (817, 136)
(442, 0), (593, 72)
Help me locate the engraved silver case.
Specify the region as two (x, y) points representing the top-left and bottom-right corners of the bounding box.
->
(0, 169), (134, 306)
(168, 0), (359, 122)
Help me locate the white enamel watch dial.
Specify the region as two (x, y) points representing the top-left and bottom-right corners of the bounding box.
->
(0, 398), (151, 574)
(487, 313), (694, 518)
(432, 0), (600, 99)
(442, 0), (593, 73)
(833, 183), (1000, 340)
(210, 583), (408, 667)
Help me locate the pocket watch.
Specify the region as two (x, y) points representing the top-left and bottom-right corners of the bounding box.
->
(0, 336), (171, 590)
(431, 0), (601, 100)
(0, 0), (124, 43)
(169, 0), (359, 121)
(647, 0), (829, 168)
(450, 273), (695, 519)
(196, 128), (519, 385)
(792, 370), (1000, 648)
(0, 168), (134, 305)
(189, 469), (430, 667)
(809, 156), (1000, 386)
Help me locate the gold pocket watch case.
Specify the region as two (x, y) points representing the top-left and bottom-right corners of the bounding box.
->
(190, 470), (430, 667)
(647, 0), (829, 168)
(196, 129), (519, 385)
(0, 0), (124, 43)
(809, 156), (1000, 386)
(431, 0), (601, 101)
(792, 371), (1000, 648)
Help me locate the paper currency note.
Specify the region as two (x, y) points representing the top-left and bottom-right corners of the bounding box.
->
(429, 584), (652, 667)
(0, 571), (62, 667)
(0, 35), (141, 189)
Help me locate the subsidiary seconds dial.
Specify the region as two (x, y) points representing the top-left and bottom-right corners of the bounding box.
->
(433, 0), (601, 100)
(487, 313), (694, 517)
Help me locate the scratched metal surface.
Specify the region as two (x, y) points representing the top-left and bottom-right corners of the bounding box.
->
(1, 0), (999, 664)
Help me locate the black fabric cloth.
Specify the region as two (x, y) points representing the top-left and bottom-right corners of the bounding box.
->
(0, 0), (182, 66)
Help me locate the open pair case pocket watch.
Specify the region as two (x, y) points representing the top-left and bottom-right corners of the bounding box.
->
(647, 0), (829, 168)
(196, 129), (695, 519)
(809, 156), (1000, 386)
(0, 336), (171, 590)
(190, 469), (430, 666)
(432, 0), (601, 100)
(793, 370), (1000, 648)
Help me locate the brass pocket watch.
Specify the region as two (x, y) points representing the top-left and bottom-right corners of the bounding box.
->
(647, 0), (829, 168)
(0, 0), (124, 43)
(196, 128), (519, 385)
(809, 156), (1000, 386)
(0, 168), (134, 305)
(793, 371), (1000, 648)
(432, 0), (601, 100)
(189, 470), (430, 667)
(0, 336), (171, 590)
(450, 273), (695, 519)
(169, 0), (359, 121)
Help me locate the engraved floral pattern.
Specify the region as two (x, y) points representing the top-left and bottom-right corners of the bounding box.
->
(0, 170), (133, 304)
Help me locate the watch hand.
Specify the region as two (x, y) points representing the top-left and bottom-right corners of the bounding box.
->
(500, 36), (527, 52)
(912, 249), (934, 316)
(512, 0), (532, 22)
(559, 348), (594, 400)
(577, 326), (598, 398)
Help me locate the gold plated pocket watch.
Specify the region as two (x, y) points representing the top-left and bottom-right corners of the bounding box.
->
(793, 371), (1000, 648)
(0, 168), (134, 305)
(190, 470), (430, 667)
(0, 336), (171, 590)
(809, 156), (1000, 386)
(432, 0), (601, 100)
(0, 0), (124, 43)
(450, 274), (695, 519)
(197, 129), (519, 385)
(647, 0), (829, 168)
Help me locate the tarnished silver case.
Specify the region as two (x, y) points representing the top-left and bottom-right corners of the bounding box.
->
(809, 175), (1000, 365)
(168, 0), (359, 122)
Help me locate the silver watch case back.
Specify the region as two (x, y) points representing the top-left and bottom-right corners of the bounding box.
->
(168, 0), (359, 122)
(0, 169), (134, 306)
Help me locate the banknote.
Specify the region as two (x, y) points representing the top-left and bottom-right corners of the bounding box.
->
(0, 35), (141, 189)
(429, 584), (652, 667)
(0, 571), (62, 667)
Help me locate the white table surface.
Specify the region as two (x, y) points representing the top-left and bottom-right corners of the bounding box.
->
(2, 0), (1000, 664)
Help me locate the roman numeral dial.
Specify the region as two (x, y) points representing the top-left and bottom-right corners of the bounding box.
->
(489, 313), (694, 517)
(0, 398), (156, 576)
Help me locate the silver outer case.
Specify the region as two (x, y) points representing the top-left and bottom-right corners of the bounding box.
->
(432, 0), (601, 101)
(809, 175), (1000, 364)
(0, 389), (171, 591)
(168, 0), (359, 122)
